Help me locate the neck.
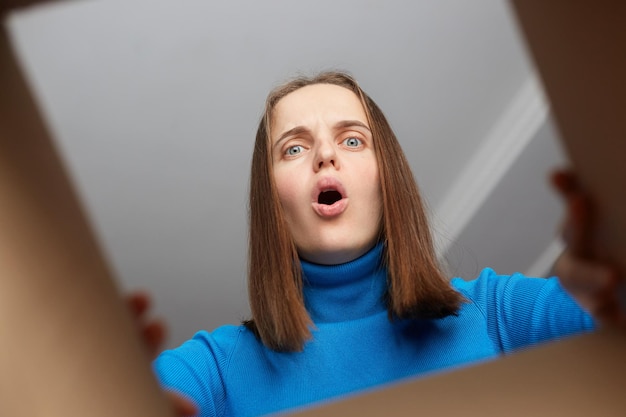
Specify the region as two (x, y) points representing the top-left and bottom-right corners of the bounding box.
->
(298, 240), (378, 265)
(300, 242), (387, 323)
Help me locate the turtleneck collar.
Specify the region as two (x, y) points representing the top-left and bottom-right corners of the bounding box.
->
(300, 242), (388, 323)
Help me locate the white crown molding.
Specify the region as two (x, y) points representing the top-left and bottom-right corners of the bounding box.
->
(525, 237), (564, 278)
(433, 74), (549, 257)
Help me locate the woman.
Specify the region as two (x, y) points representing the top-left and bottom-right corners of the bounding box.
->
(2, 1), (621, 415)
(152, 72), (619, 417)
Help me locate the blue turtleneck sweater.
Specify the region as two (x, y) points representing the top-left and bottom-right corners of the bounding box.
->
(153, 244), (594, 416)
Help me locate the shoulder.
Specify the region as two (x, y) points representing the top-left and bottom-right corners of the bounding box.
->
(194, 324), (247, 346)
(155, 324), (257, 373)
(153, 324), (260, 415)
(450, 267), (498, 292)
(450, 267), (567, 309)
(452, 267), (556, 292)
(450, 267), (502, 301)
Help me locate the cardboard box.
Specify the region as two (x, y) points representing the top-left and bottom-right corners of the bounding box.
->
(291, 329), (626, 416)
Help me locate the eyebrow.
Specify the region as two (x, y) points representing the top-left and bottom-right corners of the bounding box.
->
(272, 120), (372, 150)
(273, 126), (310, 150)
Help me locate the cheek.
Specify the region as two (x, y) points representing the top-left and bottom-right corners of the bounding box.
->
(274, 170), (302, 217)
(364, 165), (382, 204)
(365, 169), (383, 226)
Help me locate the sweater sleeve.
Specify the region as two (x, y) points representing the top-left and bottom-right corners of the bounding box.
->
(453, 268), (596, 354)
(153, 326), (242, 417)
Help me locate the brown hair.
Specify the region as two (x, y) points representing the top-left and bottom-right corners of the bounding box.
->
(246, 71), (464, 352)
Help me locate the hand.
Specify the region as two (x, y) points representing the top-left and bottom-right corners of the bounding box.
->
(550, 169), (626, 327)
(126, 292), (199, 416)
(126, 291), (167, 358)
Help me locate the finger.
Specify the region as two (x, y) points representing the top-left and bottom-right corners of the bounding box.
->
(126, 291), (151, 317)
(556, 252), (624, 326)
(557, 251), (616, 295)
(125, 291), (168, 357)
(567, 194), (593, 257)
(550, 168), (594, 258)
(143, 318), (167, 358)
(550, 168), (580, 196)
(588, 286), (624, 328)
(165, 390), (198, 417)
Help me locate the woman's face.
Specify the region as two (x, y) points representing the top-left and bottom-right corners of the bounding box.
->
(271, 84), (382, 265)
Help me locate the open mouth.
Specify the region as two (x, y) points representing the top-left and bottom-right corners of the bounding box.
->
(312, 177), (348, 217)
(318, 190), (343, 205)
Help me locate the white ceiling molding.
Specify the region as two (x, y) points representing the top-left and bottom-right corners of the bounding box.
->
(525, 237), (565, 278)
(433, 74), (549, 258)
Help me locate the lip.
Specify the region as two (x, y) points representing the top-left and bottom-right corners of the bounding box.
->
(311, 177), (348, 218)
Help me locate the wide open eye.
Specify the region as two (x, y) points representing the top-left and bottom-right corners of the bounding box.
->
(318, 190), (343, 205)
(285, 145), (304, 156)
(343, 137), (362, 148)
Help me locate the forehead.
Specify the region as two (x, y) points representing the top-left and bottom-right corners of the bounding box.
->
(271, 84), (368, 139)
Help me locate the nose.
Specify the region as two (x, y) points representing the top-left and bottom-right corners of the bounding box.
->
(314, 140), (339, 171)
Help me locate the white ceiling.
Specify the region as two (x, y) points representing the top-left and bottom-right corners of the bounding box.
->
(7, 0), (568, 348)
